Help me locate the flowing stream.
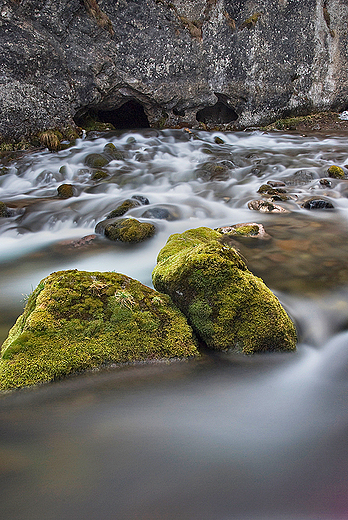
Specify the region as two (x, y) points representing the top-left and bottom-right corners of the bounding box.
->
(1, 129), (348, 519)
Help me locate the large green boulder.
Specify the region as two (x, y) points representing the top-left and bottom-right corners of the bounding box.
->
(0, 270), (199, 390)
(152, 227), (297, 354)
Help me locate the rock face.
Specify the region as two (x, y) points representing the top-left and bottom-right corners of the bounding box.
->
(0, 270), (199, 389)
(152, 227), (297, 354)
(1, 0), (348, 140)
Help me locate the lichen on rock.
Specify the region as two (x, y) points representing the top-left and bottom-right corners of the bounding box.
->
(152, 227), (297, 354)
(0, 270), (199, 390)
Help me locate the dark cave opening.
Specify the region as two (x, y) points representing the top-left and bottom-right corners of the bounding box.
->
(74, 100), (150, 130)
(196, 102), (238, 125)
(98, 100), (150, 129)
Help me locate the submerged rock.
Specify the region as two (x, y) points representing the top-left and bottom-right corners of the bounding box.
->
(285, 170), (316, 186)
(85, 153), (110, 168)
(96, 217), (156, 243)
(0, 270), (199, 390)
(107, 199), (141, 218)
(152, 227), (297, 354)
(103, 143), (124, 161)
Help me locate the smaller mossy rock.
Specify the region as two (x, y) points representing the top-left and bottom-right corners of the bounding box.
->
(103, 143), (124, 161)
(152, 227), (297, 354)
(57, 184), (75, 199)
(0, 270), (199, 390)
(216, 222), (269, 239)
(214, 136), (225, 144)
(85, 153), (110, 168)
(92, 169), (108, 180)
(327, 165), (345, 179)
(257, 184), (289, 201)
(96, 217), (156, 243)
(107, 199), (141, 218)
(0, 201), (9, 218)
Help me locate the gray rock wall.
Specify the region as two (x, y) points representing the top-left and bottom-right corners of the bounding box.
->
(0, 0), (347, 140)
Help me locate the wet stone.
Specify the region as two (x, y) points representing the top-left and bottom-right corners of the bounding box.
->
(248, 200), (289, 213)
(196, 162), (230, 182)
(319, 179), (332, 188)
(57, 184), (75, 199)
(302, 197), (334, 210)
(85, 153), (110, 168)
(285, 170), (316, 186)
(267, 180), (286, 188)
(131, 195), (150, 205)
(107, 199), (141, 218)
(141, 206), (179, 221)
(216, 222), (270, 239)
(103, 143), (124, 161)
(92, 169), (108, 180)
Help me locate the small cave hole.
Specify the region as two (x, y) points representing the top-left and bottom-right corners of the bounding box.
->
(196, 102), (238, 125)
(97, 100), (150, 129)
(173, 107), (186, 117)
(74, 100), (150, 130)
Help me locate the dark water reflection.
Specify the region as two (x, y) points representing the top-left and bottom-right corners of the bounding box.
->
(1, 129), (348, 519)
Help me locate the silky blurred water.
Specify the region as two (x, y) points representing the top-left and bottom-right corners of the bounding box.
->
(1, 129), (348, 519)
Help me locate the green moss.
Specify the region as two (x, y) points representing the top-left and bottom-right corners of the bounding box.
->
(0, 201), (9, 218)
(239, 12), (261, 30)
(327, 165), (345, 179)
(0, 270), (199, 390)
(152, 227), (297, 354)
(230, 224), (260, 236)
(107, 199), (140, 218)
(103, 218), (156, 243)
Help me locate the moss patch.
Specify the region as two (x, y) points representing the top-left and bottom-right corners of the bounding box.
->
(327, 165), (345, 179)
(152, 227), (297, 354)
(0, 270), (199, 390)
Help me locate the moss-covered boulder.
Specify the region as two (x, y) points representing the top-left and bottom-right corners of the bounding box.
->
(152, 227), (297, 354)
(95, 217), (156, 243)
(0, 270), (199, 390)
